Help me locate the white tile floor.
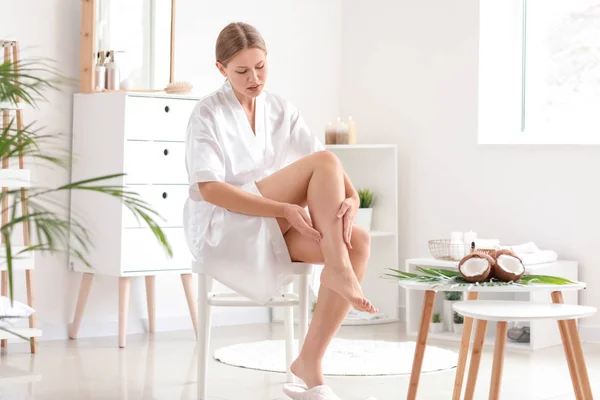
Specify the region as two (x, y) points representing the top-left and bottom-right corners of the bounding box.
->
(0, 322), (598, 399)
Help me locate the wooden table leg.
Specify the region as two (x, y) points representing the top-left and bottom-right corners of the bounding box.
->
(565, 319), (593, 400)
(464, 319), (488, 400)
(452, 291), (479, 400)
(551, 291), (584, 400)
(489, 321), (508, 400)
(1, 270), (7, 349)
(407, 290), (436, 400)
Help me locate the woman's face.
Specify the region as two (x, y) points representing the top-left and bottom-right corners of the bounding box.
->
(217, 47), (268, 99)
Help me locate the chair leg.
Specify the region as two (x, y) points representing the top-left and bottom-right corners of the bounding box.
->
(489, 321), (508, 400)
(69, 273), (94, 339)
(464, 319), (488, 400)
(552, 291), (584, 400)
(145, 276), (156, 333)
(452, 291), (479, 400)
(197, 273), (213, 400)
(283, 282), (295, 383)
(118, 277), (131, 348)
(407, 290), (436, 400)
(181, 273), (198, 339)
(298, 272), (310, 352)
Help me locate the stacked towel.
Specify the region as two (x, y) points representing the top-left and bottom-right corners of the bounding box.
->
(500, 242), (558, 265)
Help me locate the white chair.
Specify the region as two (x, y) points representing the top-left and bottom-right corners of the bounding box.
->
(193, 260), (314, 400)
(453, 300), (597, 400)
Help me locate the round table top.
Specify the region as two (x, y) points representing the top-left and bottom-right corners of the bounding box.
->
(453, 300), (597, 321)
(396, 280), (586, 293)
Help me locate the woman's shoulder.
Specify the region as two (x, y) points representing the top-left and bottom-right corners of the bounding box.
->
(263, 89), (299, 115)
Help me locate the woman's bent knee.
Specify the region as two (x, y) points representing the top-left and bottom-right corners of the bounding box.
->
(313, 150), (342, 170)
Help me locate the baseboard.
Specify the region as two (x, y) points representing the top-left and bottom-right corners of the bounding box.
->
(8, 307), (270, 342)
(579, 324), (600, 343)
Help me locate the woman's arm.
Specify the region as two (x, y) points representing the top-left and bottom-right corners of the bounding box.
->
(199, 181), (285, 217)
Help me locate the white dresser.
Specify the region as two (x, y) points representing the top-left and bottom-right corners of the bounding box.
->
(69, 92), (200, 347)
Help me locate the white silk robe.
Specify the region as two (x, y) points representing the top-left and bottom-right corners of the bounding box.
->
(183, 81), (324, 304)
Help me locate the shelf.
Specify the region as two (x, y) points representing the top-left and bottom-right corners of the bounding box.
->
(410, 331), (531, 350)
(0, 327), (42, 340)
(326, 144), (396, 150)
(0, 169), (30, 188)
(0, 245), (34, 271)
(370, 231), (395, 237)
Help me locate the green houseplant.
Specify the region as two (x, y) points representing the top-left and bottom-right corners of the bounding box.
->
(0, 57), (170, 337)
(453, 311), (464, 334)
(443, 291), (462, 331)
(355, 188), (374, 232)
(430, 312), (444, 333)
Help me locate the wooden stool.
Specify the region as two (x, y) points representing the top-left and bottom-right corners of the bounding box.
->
(453, 300), (596, 400)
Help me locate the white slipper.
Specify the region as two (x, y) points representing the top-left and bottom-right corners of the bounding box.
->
(283, 383), (342, 400)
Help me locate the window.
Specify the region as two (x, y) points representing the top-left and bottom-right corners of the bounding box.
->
(478, 0), (600, 144)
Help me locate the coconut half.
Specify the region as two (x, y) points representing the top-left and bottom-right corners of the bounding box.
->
(458, 252), (494, 283)
(492, 249), (525, 282)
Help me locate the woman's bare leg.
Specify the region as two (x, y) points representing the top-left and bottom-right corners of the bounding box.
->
(284, 226), (371, 389)
(256, 150), (375, 313)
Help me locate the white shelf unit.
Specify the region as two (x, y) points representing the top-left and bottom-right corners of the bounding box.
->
(404, 258), (579, 350)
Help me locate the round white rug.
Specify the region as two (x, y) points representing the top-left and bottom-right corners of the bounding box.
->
(214, 338), (457, 376)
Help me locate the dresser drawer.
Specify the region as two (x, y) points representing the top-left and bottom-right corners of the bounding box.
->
(121, 227), (191, 273)
(125, 96), (196, 142)
(124, 141), (187, 184)
(123, 185), (188, 228)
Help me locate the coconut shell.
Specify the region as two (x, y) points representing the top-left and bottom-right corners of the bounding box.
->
(492, 249), (525, 282)
(458, 251), (494, 283)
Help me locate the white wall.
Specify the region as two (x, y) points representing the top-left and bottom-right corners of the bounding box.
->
(341, 0), (600, 340)
(0, 0), (342, 341)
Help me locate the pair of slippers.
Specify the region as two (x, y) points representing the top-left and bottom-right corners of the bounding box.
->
(283, 383), (377, 400)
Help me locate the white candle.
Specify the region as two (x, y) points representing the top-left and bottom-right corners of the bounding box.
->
(450, 232), (464, 260)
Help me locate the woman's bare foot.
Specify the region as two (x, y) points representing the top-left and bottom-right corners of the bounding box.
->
(290, 356), (324, 389)
(320, 264), (378, 314)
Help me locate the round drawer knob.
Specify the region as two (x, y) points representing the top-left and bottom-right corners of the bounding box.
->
(164, 105), (170, 113)
(162, 192), (168, 199)
(163, 149), (169, 156)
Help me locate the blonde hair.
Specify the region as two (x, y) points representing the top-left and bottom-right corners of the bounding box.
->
(216, 22), (267, 66)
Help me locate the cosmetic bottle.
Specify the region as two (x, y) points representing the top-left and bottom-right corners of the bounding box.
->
(94, 51), (106, 91)
(105, 50), (120, 90)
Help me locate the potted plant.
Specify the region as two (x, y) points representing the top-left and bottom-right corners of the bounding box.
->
(355, 188), (374, 231)
(430, 312), (444, 333)
(0, 57), (170, 337)
(443, 291), (462, 331)
(453, 312), (464, 334)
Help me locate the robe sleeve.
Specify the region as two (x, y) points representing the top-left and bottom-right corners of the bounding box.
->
(289, 103), (325, 158)
(185, 108), (226, 202)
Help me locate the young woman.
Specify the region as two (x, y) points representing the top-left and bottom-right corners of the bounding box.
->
(183, 22), (377, 395)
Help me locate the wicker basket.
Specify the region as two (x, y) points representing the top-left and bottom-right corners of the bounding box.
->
(428, 239), (497, 261)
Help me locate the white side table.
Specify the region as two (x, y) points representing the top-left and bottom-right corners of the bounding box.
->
(454, 300), (596, 400)
(397, 279), (586, 400)
(404, 258), (578, 350)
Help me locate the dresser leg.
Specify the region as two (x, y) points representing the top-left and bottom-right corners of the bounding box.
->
(119, 277), (131, 348)
(145, 276), (156, 333)
(69, 273), (95, 339)
(181, 273), (198, 339)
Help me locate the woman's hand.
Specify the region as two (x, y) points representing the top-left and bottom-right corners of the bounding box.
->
(283, 203), (322, 241)
(336, 193), (359, 249)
